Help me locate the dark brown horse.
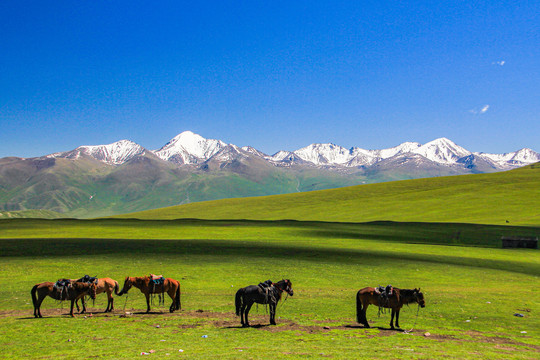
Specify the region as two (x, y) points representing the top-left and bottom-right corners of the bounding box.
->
(75, 277), (120, 313)
(116, 275), (181, 313)
(356, 287), (425, 329)
(31, 281), (97, 318)
(235, 279), (294, 327)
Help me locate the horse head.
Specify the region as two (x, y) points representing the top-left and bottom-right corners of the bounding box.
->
(277, 279), (294, 296)
(117, 276), (133, 296)
(414, 288), (425, 308)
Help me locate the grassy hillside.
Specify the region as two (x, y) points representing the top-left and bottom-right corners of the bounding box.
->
(1, 218), (539, 358)
(1, 165), (539, 358)
(119, 164), (540, 225)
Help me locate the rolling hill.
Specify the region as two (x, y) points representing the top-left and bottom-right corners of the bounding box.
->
(119, 162), (540, 226)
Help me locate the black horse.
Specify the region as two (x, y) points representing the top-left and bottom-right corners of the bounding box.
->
(235, 279), (294, 327)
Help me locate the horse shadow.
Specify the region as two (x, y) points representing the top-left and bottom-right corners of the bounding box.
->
(344, 324), (404, 332)
(133, 311), (165, 315)
(223, 324), (272, 329)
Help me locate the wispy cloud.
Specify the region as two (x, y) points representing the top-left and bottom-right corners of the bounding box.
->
(492, 60), (505, 66)
(470, 104), (490, 115)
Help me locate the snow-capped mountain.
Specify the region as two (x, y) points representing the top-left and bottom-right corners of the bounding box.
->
(49, 140), (146, 165)
(153, 131), (226, 165)
(475, 148), (540, 169)
(410, 138), (471, 164)
(44, 131), (539, 171)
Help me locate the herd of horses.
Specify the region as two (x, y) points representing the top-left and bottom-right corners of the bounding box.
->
(31, 276), (426, 330)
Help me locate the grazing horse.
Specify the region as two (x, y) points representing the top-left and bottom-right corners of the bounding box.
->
(235, 279), (294, 327)
(116, 276), (181, 313)
(75, 277), (120, 313)
(31, 281), (97, 318)
(356, 287), (425, 329)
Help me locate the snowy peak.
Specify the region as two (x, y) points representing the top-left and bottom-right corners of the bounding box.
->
(475, 148), (540, 169)
(153, 131), (227, 164)
(50, 140), (146, 165)
(41, 131), (538, 171)
(411, 138), (471, 164)
(294, 143), (353, 165)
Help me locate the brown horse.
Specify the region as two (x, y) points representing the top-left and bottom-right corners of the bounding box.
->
(356, 287), (425, 329)
(117, 276), (181, 313)
(76, 277), (120, 313)
(31, 281), (97, 318)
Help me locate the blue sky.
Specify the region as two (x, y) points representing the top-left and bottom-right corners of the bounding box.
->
(1, 1), (538, 158)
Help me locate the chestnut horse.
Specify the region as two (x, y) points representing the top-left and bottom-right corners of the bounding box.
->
(356, 287), (425, 329)
(235, 279), (294, 327)
(75, 277), (120, 313)
(31, 281), (97, 318)
(117, 276), (181, 313)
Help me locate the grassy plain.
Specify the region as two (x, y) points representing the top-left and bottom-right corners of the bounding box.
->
(1, 166), (539, 358)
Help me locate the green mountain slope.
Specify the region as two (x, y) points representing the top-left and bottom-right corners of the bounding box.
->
(0, 154), (369, 218)
(119, 163), (540, 225)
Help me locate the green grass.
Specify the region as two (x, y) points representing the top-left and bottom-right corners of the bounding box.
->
(1, 167), (539, 358)
(118, 165), (540, 225)
(0, 219), (539, 359)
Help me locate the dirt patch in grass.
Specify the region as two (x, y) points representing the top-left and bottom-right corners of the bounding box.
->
(3, 308), (538, 352)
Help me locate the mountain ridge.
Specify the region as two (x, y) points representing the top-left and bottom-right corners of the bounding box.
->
(37, 130), (539, 170)
(1, 131), (538, 218)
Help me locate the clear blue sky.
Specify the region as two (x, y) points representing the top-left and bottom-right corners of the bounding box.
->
(1, 1), (538, 158)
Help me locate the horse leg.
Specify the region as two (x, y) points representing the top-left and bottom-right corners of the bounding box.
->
(168, 287), (176, 313)
(145, 293), (151, 313)
(35, 294), (45, 318)
(108, 292), (114, 312)
(80, 297), (86, 314)
(362, 302), (370, 328)
(70, 299), (76, 317)
(239, 299), (246, 327)
(244, 301), (254, 327)
(390, 309), (395, 329)
(269, 302), (277, 325)
(395, 309), (400, 328)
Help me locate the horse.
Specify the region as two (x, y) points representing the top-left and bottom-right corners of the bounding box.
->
(235, 279), (294, 327)
(75, 277), (120, 313)
(356, 287), (425, 329)
(116, 275), (181, 313)
(31, 281), (97, 318)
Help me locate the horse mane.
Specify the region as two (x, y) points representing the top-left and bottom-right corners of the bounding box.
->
(397, 288), (420, 305)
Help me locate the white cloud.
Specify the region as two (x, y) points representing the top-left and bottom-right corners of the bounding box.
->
(492, 60), (505, 66)
(469, 104), (490, 115)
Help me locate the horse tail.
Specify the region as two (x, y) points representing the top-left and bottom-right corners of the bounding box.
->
(235, 288), (243, 316)
(31, 284), (39, 309)
(114, 281), (120, 296)
(175, 282), (181, 310)
(356, 290), (365, 324)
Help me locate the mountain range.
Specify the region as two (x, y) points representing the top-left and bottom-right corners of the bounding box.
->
(1, 131), (538, 218)
(47, 131), (538, 170)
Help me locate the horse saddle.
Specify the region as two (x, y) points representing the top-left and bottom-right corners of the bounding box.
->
(54, 278), (72, 289)
(77, 275), (98, 284)
(150, 274), (165, 284)
(54, 278), (72, 300)
(258, 280), (273, 289)
(375, 285), (394, 297)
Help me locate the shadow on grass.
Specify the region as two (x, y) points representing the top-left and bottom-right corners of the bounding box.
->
(223, 324), (272, 329)
(1, 219), (538, 276)
(1, 236), (538, 276)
